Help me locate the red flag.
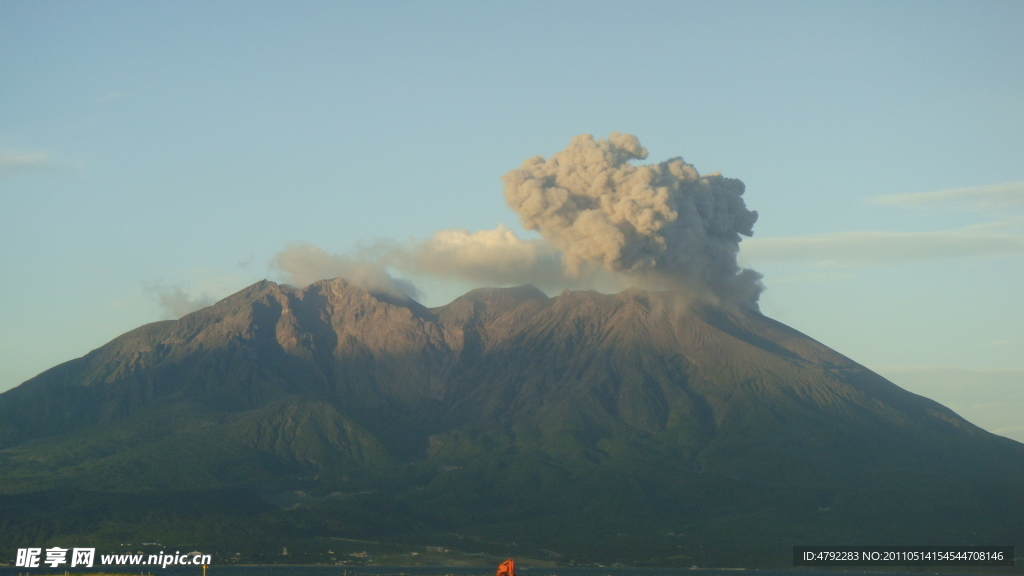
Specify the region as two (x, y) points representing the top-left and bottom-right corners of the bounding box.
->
(497, 558), (515, 576)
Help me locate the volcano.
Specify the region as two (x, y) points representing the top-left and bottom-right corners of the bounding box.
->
(1, 278), (1021, 566)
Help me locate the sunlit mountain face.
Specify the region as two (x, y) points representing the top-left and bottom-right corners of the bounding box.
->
(1, 279), (1021, 566)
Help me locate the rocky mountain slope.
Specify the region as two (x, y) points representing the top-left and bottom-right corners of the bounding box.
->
(1, 278), (1021, 566)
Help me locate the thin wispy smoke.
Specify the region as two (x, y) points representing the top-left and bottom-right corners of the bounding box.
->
(272, 243), (419, 300)
(145, 284), (215, 319)
(502, 133), (762, 307)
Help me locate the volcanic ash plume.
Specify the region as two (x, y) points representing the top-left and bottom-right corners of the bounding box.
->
(502, 132), (763, 307)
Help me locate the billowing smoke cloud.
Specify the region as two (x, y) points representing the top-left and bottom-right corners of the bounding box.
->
(272, 243), (419, 300)
(145, 284), (215, 319)
(270, 133), (761, 308)
(502, 132), (762, 307)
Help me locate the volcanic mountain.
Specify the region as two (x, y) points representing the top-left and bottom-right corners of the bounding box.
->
(1, 278), (1021, 566)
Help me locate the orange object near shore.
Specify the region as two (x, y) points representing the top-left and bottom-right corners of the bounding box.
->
(497, 558), (515, 576)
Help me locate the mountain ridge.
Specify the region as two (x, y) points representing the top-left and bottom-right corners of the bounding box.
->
(0, 278), (1020, 566)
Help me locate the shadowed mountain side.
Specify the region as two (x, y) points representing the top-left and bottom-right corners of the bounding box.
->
(0, 278), (1021, 566)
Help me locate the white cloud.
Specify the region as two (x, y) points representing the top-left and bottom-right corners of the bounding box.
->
(870, 181), (1024, 208)
(741, 227), (1024, 265)
(377, 224), (600, 292)
(0, 151), (49, 177)
(751, 182), (1023, 266)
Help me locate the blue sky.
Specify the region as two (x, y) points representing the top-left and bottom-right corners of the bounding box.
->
(2, 1), (1022, 439)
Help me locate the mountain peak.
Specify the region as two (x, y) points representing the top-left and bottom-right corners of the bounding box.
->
(1, 279), (1021, 565)
(454, 283), (548, 304)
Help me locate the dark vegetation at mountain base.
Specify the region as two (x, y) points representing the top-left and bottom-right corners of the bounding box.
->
(1, 279), (1022, 567)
